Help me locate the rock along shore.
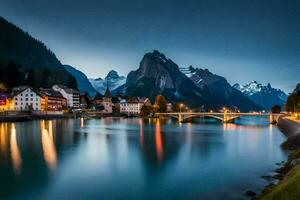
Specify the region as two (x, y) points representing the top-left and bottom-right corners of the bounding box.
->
(258, 117), (300, 200)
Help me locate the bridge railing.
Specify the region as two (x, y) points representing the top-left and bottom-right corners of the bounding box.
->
(154, 112), (284, 123)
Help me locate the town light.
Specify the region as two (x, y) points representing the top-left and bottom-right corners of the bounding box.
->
(180, 103), (184, 113)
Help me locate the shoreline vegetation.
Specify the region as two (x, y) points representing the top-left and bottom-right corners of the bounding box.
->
(258, 117), (300, 200)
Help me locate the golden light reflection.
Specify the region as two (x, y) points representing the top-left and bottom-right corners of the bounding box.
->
(269, 124), (273, 143)
(223, 123), (237, 131)
(139, 119), (143, 149)
(155, 120), (163, 161)
(0, 123), (8, 155)
(10, 123), (22, 174)
(187, 122), (192, 143)
(41, 120), (57, 170)
(80, 117), (84, 128)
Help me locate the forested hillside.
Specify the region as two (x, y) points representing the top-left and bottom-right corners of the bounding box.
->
(0, 17), (77, 91)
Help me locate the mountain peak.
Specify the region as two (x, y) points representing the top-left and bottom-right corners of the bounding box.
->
(294, 83), (300, 93)
(105, 70), (120, 80)
(124, 51), (261, 111)
(89, 70), (126, 95)
(233, 81), (287, 110)
(125, 50), (205, 104)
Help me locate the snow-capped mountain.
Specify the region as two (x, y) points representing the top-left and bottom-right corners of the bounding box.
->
(123, 50), (261, 111)
(124, 50), (210, 107)
(181, 66), (262, 111)
(233, 81), (288, 110)
(89, 70), (126, 95)
(179, 66), (197, 78)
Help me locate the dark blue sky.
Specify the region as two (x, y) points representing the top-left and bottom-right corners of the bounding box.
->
(0, 0), (299, 92)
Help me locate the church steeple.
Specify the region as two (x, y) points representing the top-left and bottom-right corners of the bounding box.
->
(104, 83), (111, 98)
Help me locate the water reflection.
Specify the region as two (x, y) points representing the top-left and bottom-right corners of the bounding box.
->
(0, 123), (9, 157)
(10, 123), (22, 174)
(223, 123), (237, 131)
(41, 120), (57, 170)
(155, 120), (163, 162)
(80, 117), (84, 128)
(139, 119), (144, 149)
(0, 118), (289, 200)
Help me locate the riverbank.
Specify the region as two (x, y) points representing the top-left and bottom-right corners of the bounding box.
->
(0, 114), (74, 122)
(259, 117), (300, 200)
(0, 112), (127, 122)
(279, 117), (300, 149)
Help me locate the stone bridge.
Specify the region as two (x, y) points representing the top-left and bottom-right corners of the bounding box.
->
(155, 112), (283, 123)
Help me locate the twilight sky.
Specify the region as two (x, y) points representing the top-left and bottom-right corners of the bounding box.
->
(0, 0), (299, 92)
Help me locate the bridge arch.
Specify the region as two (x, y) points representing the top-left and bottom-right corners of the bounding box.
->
(182, 114), (225, 122)
(155, 112), (283, 124)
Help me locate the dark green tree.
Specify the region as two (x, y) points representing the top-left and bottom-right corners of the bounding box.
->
(6, 61), (24, 88)
(140, 104), (152, 117)
(271, 105), (281, 113)
(285, 92), (300, 112)
(26, 69), (35, 88)
(69, 75), (78, 90)
(154, 95), (167, 113)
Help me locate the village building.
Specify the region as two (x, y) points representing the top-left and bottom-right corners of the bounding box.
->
(102, 86), (113, 113)
(91, 86), (113, 113)
(79, 92), (92, 109)
(11, 86), (42, 111)
(39, 89), (67, 111)
(120, 97), (151, 115)
(0, 93), (14, 111)
(166, 103), (173, 112)
(52, 85), (80, 109)
(92, 93), (104, 110)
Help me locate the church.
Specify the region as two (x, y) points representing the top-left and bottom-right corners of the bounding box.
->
(92, 85), (112, 113)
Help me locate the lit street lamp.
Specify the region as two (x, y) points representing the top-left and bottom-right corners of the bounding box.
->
(180, 103), (183, 113)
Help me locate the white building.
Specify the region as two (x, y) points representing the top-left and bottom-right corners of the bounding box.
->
(11, 86), (42, 111)
(120, 98), (151, 115)
(52, 85), (80, 109)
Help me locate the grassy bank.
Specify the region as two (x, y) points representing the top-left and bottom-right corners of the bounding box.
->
(259, 116), (300, 200)
(260, 150), (300, 200)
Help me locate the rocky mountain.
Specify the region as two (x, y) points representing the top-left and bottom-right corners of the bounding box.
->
(89, 70), (126, 95)
(233, 81), (287, 110)
(293, 83), (300, 93)
(181, 66), (262, 111)
(123, 50), (261, 111)
(64, 65), (97, 97)
(0, 16), (77, 90)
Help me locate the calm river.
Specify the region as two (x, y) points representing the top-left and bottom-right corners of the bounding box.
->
(0, 117), (288, 199)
